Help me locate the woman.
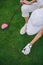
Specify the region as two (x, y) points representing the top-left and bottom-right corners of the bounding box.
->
(20, 0), (38, 35)
(20, 0), (43, 35)
(22, 0), (43, 55)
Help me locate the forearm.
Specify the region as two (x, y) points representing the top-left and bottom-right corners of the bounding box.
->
(20, 0), (27, 4)
(28, 0), (36, 4)
(20, 0), (36, 5)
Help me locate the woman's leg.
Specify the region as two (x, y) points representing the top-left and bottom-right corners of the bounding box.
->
(20, 5), (30, 35)
(21, 4), (38, 23)
(20, 2), (38, 23)
(30, 29), (43, 45)
(24, 17), (29, 23)
(21, 5), (30, 23)
(20, 3), (38, 35)
(22, 29), (43, 55)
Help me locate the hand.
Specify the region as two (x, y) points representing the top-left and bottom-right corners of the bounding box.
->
(20, 0), (24, 4)
(23, 0), (31, 5)
(20, 0), (27, 4)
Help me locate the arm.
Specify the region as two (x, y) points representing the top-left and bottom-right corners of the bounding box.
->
(20, 0), (27, 4)
(29, 0), (37, 4)
(21, 0), (36, 5)
(23, 0), (37, 5)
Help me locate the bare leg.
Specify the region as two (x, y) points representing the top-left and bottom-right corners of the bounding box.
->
(22, 30), (43, 55)
(24, 17), (29, 23)
(30, 30), (43, 45)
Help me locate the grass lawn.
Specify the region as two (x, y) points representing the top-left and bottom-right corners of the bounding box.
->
(0, 0), (43, 65)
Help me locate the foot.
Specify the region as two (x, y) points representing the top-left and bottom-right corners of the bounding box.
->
(22, 43), (32, 55)
(20, 23), (27, 35)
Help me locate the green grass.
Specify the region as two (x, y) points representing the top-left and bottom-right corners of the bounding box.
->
(0, 0), (43, 65)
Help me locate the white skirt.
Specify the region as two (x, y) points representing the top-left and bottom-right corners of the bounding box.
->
(26, 8), (43, 35)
